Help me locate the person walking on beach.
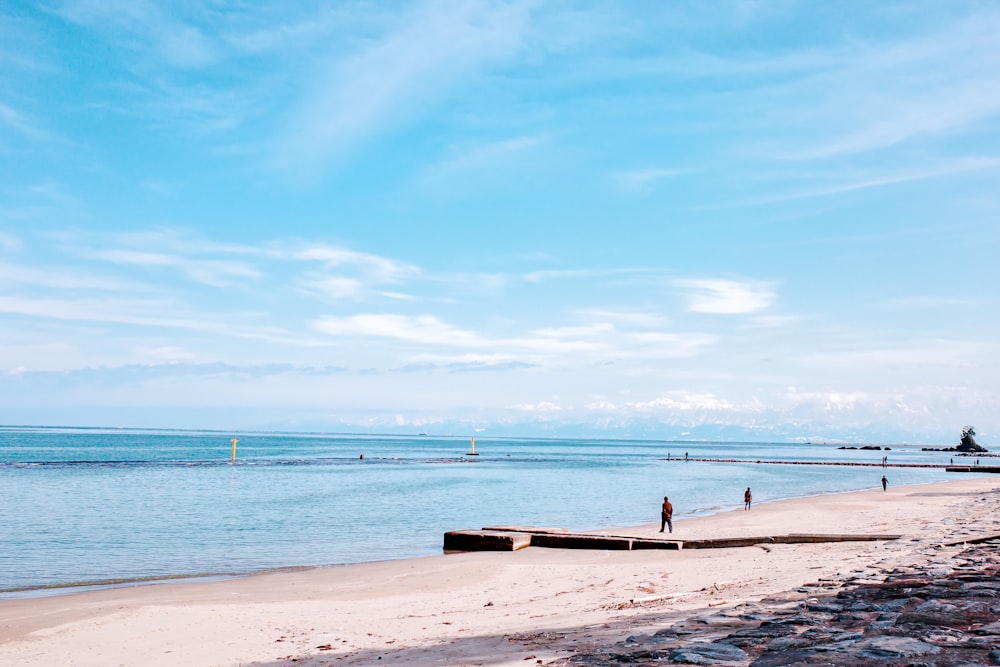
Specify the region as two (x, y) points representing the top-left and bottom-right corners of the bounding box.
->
(881, 475), (888, 491)
(744, 487), (752, 510)
(660, 496), (673, 533)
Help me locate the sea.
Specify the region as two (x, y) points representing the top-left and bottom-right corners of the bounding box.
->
(0, 426), (974, 597)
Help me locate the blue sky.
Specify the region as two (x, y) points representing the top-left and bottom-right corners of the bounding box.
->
(1, 1), (999, 442)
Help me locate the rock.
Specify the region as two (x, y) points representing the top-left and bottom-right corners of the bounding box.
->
(552, 542), (1000, 667)
(854, 636), (941, 658)
(668, 642), (748, 664)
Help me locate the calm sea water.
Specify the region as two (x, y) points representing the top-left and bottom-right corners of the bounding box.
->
(0, 427), (969, 596)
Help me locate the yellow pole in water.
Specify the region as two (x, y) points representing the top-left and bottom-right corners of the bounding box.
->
(231, 438), (238, 463)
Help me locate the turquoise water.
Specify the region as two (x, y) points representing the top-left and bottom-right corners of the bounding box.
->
(0, 427), (969, 595)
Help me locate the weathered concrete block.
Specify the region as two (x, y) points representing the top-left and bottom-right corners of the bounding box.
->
(443, 530), (532, 552)
(683, 537), (775, 549)
(530, 533), (632, 550)
(631, 538), (682, 550)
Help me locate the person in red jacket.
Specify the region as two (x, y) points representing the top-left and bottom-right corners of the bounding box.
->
(660, 496), (673, 533)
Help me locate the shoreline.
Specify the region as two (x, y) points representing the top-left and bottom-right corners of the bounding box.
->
(4, 472), (995, 601)
(3, 474), (975, 600)
(2, 476), (999, 666)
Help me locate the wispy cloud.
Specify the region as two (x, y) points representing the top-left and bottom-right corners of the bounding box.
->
(0, 103), (47, 142)
(314, 310), (718, 364)
(55, 0), (219, 69)
(610, 167), (689, 194)
(88, 249), (262, 287)
(272, 0), (532, 172)
(293, 244), (417, 283)
(626, 332), (720, 358)
(675, 278), (775, 314)
(797, 338), (987, 370)
(0, 261), (138, 292)
(522, 267), (656, 283)
(708, 157), (1000, 209)
(418, 135), (549, 195)
(315, 313), (484, 347)
(0, 294), (303, 345)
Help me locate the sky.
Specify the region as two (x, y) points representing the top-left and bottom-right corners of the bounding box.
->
(1, 1), (999, 443)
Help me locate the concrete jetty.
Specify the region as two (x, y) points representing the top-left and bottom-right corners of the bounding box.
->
(443, 527), (899, 554)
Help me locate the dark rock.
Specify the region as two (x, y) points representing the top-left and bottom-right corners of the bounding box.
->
(750, 649), (816, 666)
(805, 599), (844, 613)
(610, 648), (670, 662)
(854, 636), (941, 658)
(668, 642), (748, 664)
(553, 542), (1000, 667)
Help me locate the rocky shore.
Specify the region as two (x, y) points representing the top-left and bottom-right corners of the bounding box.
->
(552, 539), (1000, 666)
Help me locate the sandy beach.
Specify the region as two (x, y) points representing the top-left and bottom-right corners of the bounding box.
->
(2, 476), (999, 666)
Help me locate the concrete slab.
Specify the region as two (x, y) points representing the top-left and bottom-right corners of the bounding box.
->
(630, 538), (682, 550)
(482, 525), (570, 534)
(443, 530), (532, 552)
(530, 533), (632, 550)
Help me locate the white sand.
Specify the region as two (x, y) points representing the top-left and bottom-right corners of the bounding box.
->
(2, 477), (998, 666)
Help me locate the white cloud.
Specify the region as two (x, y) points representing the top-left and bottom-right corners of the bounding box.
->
(308, 277), (363, 299)
(89, 249), (261, 287)
(506, 400), (562, 412)
(627, 332), (719, 358)
(407, 352), (522, 366)
(522, 267), (654, 283)
(573, 309), (668, 328)
(675, 278), (774, 314)
(294, 244), (417, 283)
(797, 339), (986, 370)
(626, 391), (740, 413)
(0, 261), (138, 291)
(530, 323), (614, 338)
(315, 313), (484, 347)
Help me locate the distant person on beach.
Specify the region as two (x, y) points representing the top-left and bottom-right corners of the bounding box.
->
(660, 496), (673, 533)
(744, 487), (752, 510)
(685, 452), (688, 461)
(881, 475), (888, 491)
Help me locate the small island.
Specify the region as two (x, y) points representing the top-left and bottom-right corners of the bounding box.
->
(922, 426), (989, 453)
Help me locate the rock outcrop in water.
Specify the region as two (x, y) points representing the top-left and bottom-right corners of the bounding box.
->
(957, 426), (988, 453)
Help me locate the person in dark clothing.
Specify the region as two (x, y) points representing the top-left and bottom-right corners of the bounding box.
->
(744, 487), (752, 510)
(881, 475), (888, 491)
(660, 496), (673, 533)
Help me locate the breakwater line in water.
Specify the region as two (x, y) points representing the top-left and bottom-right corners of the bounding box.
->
(666, 458), (944, 468)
